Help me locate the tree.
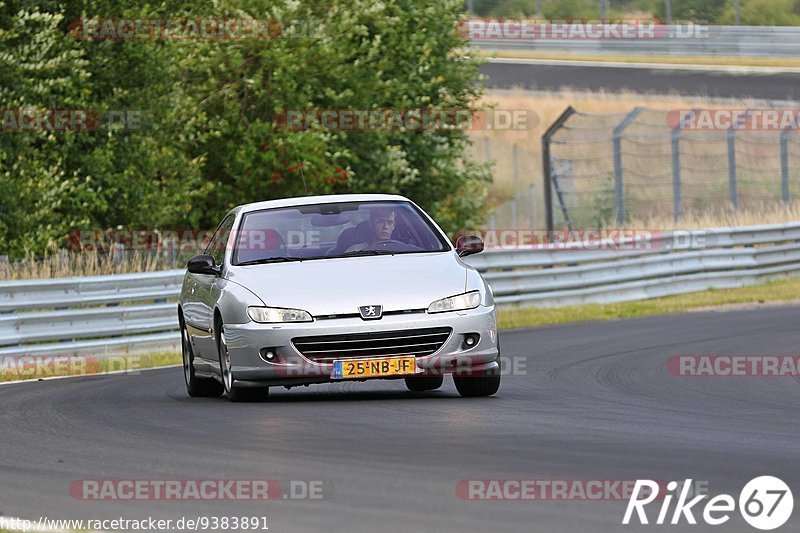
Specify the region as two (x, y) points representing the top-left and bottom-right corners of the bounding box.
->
(0, 0), (491, 257)
(653, 0), (727, 22)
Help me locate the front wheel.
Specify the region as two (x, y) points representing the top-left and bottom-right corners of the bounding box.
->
(453, 367), (501, 398)
(181, 315), (223, 398)
(404, 375), (444, 392)
(217, 324), (269, 402)
(454, 336), (502, 398)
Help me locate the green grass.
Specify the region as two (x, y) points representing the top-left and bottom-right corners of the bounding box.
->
(479, 49), (800, 68)
(0, 351), (180, 384)
(498, 276), (800, 329)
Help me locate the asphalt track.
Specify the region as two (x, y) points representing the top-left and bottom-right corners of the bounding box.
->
(481, 61), (800, 101)
(1, 306), (800, 532)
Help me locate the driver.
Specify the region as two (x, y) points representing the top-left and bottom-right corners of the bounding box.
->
(346, 206), (396, 252)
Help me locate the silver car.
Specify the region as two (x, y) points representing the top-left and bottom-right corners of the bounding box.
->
(178, 194), (500, 402)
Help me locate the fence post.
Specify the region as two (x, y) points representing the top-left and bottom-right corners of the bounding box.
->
(781, 127), (792, 203)
(671, 128), (682, 222)
(727, 129), (738, 208)
(528, 183), (537, 227)
(512, 144), (520, 228)
(483, 137), (491, 163)
(613, 107), (644, 226)
(542, 106), (576, 235)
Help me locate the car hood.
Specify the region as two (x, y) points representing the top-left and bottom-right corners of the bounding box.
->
(226, 252), (467, 316)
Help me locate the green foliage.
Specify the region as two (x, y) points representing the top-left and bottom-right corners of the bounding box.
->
(718, 0), (800, 25)
(543, 0), (607, 19)
(653, 0), (727, 21)
(0, 0), (490, 257)
(590, 173), (618, 227)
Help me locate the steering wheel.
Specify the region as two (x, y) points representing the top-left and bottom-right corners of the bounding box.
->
(370, 240), (423, 252)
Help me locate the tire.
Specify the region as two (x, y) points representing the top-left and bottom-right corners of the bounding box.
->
(453, 372), (501, 397)
(453, 335), (502, 397)
(216, 320), (269, 403)
(404, 375), (444, 392)
(180, 315), (223, 398)
(227, 386), (270, 403)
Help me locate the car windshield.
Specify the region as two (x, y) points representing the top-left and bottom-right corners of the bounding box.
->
(231, 200), (450, 265)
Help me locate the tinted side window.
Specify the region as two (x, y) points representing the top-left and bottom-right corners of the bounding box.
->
(206, 214), (235, 265)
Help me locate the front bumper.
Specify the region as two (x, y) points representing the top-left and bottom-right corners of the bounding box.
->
(223, 305), (499, 388)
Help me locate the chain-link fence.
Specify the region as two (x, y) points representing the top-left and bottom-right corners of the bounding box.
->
(478, 106), (800, 231)
(468, 136), (542, 229)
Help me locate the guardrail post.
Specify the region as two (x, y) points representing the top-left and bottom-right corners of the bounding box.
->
(613, 107), (644, 226)
(542, 106), (576, 236)
(512, 144), (520, 228)
(727, 129), (738, 208)
(781, 127), (792, 203)
(671, 128), (682, 222)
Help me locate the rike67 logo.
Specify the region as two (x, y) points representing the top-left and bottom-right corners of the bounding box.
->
(623, 477), (793, 530)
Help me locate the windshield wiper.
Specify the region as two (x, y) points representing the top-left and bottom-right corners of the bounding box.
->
(236, 257), (304, 266)
(339, 249), (396, 258)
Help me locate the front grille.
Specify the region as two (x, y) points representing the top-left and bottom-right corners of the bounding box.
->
(292, 327), (452, 364)
(315, 309), (426, 320)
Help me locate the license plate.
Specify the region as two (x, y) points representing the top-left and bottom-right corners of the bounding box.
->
(331, 356), (418, 380)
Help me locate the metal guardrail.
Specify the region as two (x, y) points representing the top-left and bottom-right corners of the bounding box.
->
(469, 223), (800, 306)
(471, 25), (800, 58)
(0, 270), (184, 357)
(1, 222), (799, 357)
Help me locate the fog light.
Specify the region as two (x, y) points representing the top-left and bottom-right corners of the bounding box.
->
(462, 334), (480, 350)
(260, 348), (277, 362)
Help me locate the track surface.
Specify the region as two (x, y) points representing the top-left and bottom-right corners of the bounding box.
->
(481, 62), (800, 100)
(2, 307), (800, 532)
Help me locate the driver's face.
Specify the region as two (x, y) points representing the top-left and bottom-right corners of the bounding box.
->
(371, 211), (395, 241)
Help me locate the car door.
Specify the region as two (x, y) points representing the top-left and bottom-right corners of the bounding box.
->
(188, 213), (235, 361)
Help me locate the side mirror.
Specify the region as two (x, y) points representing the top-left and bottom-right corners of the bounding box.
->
(455, 235), (484, 257)
(187, 254), (220, 276)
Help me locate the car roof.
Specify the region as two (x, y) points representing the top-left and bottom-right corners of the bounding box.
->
(234, 194), (412, 215)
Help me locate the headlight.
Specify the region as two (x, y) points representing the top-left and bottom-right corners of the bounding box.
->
(247, 306), (313, 323)
(427, 291), (481, 314)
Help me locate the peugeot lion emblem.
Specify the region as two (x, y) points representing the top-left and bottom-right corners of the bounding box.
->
(359, 305), (383, 320)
